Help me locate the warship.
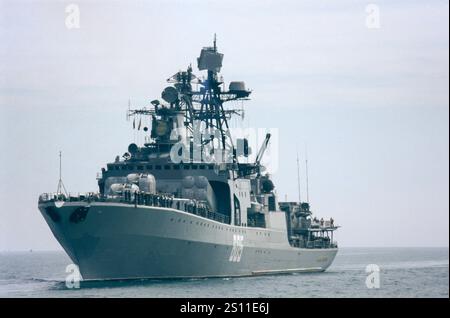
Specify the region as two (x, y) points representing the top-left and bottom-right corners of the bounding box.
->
(38, 37), (339, 280)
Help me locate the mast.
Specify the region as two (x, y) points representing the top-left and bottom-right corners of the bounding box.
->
(296, 151), (301, 202)
(305, 146), (310, 203)
(56, 151), (68, 196)
(126, 36), (250, 166)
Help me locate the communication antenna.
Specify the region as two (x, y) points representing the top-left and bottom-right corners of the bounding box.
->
(126, 98), (131, 121)
(296, 150), (301, 202)
(56, 151), (68, 196)
(305, 145), (310, 203)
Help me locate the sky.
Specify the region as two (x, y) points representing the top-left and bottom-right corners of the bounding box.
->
(0, 0), (448, 250)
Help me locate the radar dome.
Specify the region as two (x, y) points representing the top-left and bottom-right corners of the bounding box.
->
(128, 143), (138, 154)
(161, 86), (178, 104)
(229, 81), (246, 91)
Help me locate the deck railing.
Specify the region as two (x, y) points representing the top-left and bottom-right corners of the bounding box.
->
(305, 240), (338, 249)
(39, 192), (230, 225)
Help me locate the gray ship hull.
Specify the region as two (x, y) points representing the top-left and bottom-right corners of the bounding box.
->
(39, 201), (338, 280)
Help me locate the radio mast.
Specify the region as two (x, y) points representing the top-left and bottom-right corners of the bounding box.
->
(296, 151), (302, 202)
(56, 151), (68, 196)
(305, 146), (310, 203)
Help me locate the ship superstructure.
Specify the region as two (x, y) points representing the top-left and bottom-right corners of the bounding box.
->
(38, 38), (339, 280)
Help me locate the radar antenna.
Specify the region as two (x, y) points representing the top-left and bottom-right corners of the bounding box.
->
(124, 36), (251, 165)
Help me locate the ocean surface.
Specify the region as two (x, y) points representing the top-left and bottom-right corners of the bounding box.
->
(0, 247), (448, 298)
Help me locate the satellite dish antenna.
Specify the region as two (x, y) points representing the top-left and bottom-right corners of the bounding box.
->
(161, 86), (178, 104)
(128, 143), (138, 154)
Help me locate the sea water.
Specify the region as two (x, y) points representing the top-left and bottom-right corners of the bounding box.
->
(0, 247), (448, 298)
